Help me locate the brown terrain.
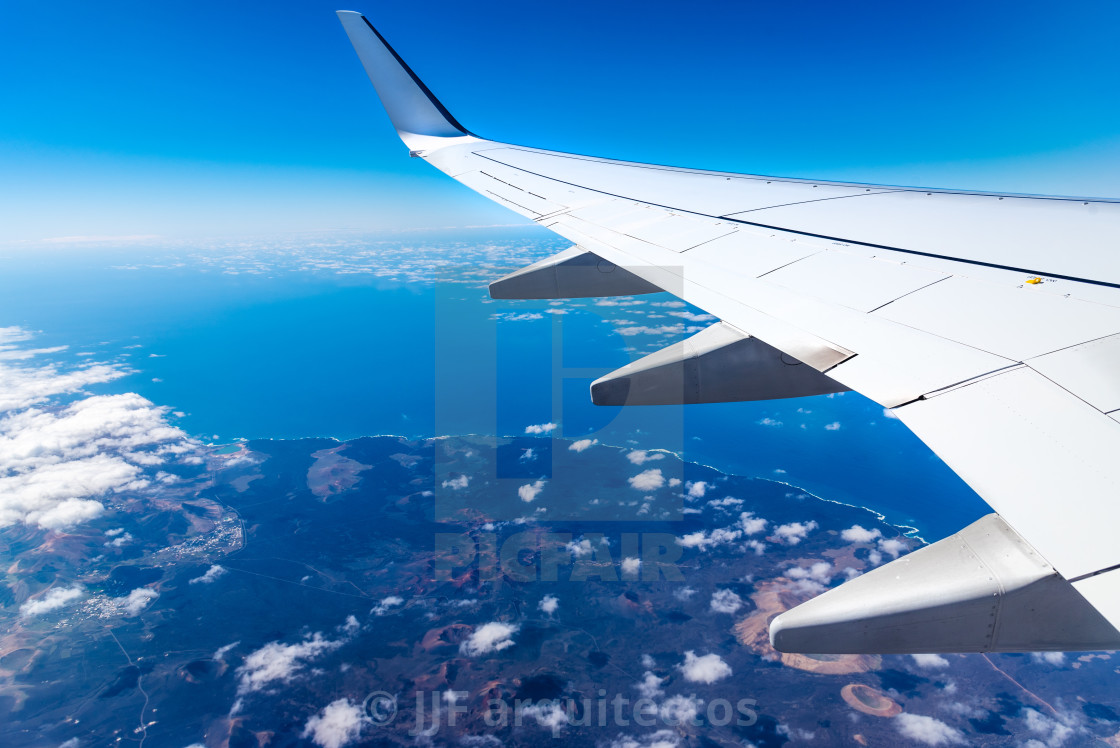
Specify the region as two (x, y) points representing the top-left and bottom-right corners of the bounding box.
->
(733, 580), (881, 674)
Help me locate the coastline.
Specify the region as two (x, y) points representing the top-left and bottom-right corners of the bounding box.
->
(218, 430), (928, 545)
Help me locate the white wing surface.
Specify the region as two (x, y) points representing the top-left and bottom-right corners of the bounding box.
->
(338, 11), (1120, 653)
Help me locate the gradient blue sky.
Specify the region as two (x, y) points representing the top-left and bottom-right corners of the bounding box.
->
(3, 0), (1120, 244)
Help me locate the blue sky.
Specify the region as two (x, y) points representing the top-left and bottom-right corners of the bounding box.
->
(3, 0), (1120, 243)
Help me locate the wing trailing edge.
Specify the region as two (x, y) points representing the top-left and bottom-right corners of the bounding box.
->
(770, 514), (1120, 653)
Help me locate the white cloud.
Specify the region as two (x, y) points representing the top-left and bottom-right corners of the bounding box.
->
(738, 512), (768, 535)
(659, 694), (703, 725)
(521, 700), (568, 735)
(0, 332), (201, 532)
(677, 527), (741, 550)
(615, 324), (697, 337)
(673, 586), (696, 601)
(710, 589), (744, 614)
(621, 557), (642, 577)
(1021, 707), (1077, 747)
(608, 730), (681, 748)
(1031, 651), (1066, 666)
(878, 538), (907, 558)
(912, 653), (950, 669)
(460, 622), (518, 657)
(372, 595), (404, 616)
(0, 392), (197, 530)
(774, 520), (818, 545)
(118, 588), (158, 616)
(757, 417), (783, 427)
(538, 595), (559, 615)
(237, 633), (344, 694)
(493, 312), (544, 322)
(189, 565), (227, 585)
(518, 480), (545, 503)
(667, 310), (716, 322)
(635, 671), (665, 700)
(519, 448), (536, 462)
(679, 651), (731, 684)
(628, 469), (665, 491)
(686, 481), (708, 499)
(441, 474), (469, 490)
(626, 450), (664, 465)
(824, 421), (841, 431)
(524, 422), (556, 435)
(895, 713), (965, 745)
(19, 585), (84, 617)
(707, 496), (742, 508)
(785, 561), (833, 594)
(302, 698), (367, 748)
(105, 531), (134, 547)
(569, 438), (597, 452)
(840, 525), (881, 543)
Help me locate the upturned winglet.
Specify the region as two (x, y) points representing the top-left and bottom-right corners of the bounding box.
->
(336, 11), (475, 150)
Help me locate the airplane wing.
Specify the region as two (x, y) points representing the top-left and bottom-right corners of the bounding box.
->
(337, 10), (1120, 653)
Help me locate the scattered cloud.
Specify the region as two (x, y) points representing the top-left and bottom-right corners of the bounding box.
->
(460, 622), (518, 657)
(189, 565), (227, 585)
(521, 700), (568, 736)
(627, 450), (664, 465)
(710, 589), (744, 614)
(621, 557), (642, 577)
(237, 632), (345, 694)
(912, 653), (950, 669)
(824, 421), (841, 431)
(635, 670), (665, 700)
(441, 474), (469, 490)
(895, 713), (966, 745)
(302, 698), (367, 748)
(569, 438), (597, 452)
(878, 538), (907, 558)
(1031, 651), (1066, 666)
(628, 468), (665, 491)
(738, 512), (768, 535)
(524, 422), (556, 435)
(615, 324), (702, 337)
(608, 730), (681, 748)
(785, 561), (833, 594)
(678, 651), (732, 684)
(841, 525), (882, 543)
(118, 588), (158, 616)
(372, 596), (404, 616)
(774, 520), (818, 545)
(1021, 707), (1078, 747)
(677, 527), (741, 550)
(686, 481), (708, 499)
(538, 595), (559, 615)
(19, 585), (84, 617)
(757, 417), (783, 427)
(518, 479), (546, 503)
(492, 312), (544, 322)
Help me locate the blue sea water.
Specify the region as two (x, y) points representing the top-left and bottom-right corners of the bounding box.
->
(0, 232), (989, 540)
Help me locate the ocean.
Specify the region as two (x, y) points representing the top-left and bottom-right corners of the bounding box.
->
(0, 231), (989, 541)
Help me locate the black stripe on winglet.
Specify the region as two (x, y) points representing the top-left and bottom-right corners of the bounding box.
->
(360, 15), (475, 137)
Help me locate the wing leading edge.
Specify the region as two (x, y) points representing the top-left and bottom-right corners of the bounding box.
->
(337, 10), (1120, 653)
